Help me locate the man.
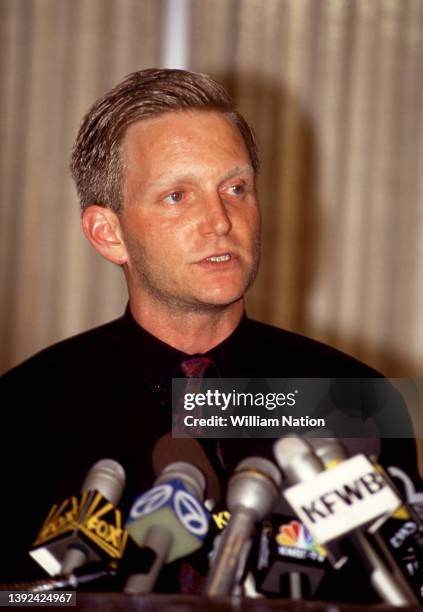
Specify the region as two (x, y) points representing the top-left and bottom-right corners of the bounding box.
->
(1, 69), (421, 599)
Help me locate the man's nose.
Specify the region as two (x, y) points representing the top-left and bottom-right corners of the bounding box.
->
(199, 193), (232, 236)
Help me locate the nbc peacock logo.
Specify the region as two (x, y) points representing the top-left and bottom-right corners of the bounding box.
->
(276, 519), (326, 562)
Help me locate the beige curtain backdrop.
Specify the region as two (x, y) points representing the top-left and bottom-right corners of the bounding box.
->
(1, 0), (422, 464)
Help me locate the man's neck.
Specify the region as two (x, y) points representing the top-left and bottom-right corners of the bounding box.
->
(128, 297), (244, 354)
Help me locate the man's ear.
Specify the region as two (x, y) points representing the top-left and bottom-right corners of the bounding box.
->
(82, 205), (128, 265)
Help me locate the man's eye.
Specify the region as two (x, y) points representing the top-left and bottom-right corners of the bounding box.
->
(165, 191), (184, 204)
(229, 184), (245, 196)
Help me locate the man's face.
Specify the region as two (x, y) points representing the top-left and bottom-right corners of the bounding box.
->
(118, 110), (260, 313)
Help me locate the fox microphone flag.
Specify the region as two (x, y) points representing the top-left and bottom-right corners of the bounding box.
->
(29, 459), (128, 576)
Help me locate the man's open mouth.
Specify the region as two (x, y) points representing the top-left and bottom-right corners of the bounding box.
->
(205, 254), (231, 262)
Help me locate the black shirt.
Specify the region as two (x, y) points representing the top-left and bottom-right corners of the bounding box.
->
(1, 308), (421, 598)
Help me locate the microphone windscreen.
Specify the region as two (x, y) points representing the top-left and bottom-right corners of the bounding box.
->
(304, 428), (381, 464)
(81, 459), (126, 504)
(152, 433), (220, 501)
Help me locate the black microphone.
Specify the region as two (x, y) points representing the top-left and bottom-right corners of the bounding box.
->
(0, 561), (118, 592)
(29, 459), (127, 576)
(275, 435), (418, 605)
(124, 461), (210, 594)
(204, 456), (282, 597)
(251, 511), (329, 599)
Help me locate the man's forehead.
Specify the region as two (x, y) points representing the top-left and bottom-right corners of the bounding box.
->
(148, 164), (254, 190)
(122, 110), (254, 184)
(123, 109), (246, 150)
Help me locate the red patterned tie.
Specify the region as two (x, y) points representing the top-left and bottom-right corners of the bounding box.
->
(178, 357), (225, 468)
(180, 357), (214, 426)
(180, 356), (214, 380)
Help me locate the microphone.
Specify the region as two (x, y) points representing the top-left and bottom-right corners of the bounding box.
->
(0, 561), (118, 592)
(204, 456), (282, 597)
(251, 510), (330, 599)
(274, 435), (400, 542)
(151, 433), (221, 503)
(124, 461), (210, 594)
(29, 459), (127, 576)
(261, 436), (347, 600)
(275, 435), (418, 605)
(308, 434), (423, 604)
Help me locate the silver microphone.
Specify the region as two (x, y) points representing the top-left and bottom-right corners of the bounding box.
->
(204, 456), (282, 597)
(308, 435), (418, 606)
(275, 435), (418, 605)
